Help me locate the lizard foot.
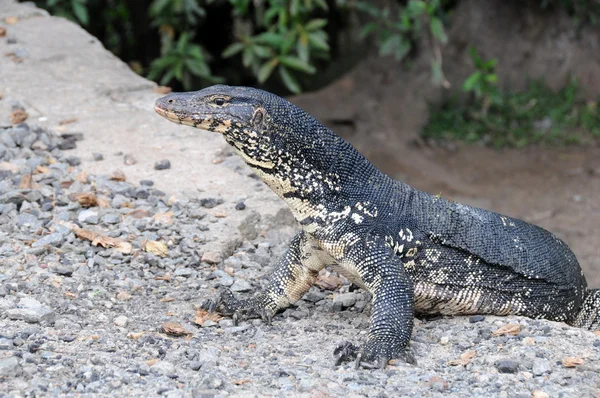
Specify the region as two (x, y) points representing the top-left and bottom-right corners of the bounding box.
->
(333, 338), (416, 369)
(201, 289), (274, 326)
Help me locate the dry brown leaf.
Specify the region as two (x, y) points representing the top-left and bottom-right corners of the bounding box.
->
(153, 86), (172, 94)
(58, 118), (78, 125)
(161, 322), (192, 337)
(446, 350), (477, 366)
(60, 180), (73, 189)
(155, 274), (171, 281)
(34, 165), (50, 174)
(96, 197), (111, 208)
(146, 358), (158, 366)
(492, 324), (521, 336)
(594, 330), (600, 336)
(215, 212), (227, 218)
(232, 379), (251, 386)
(562, 357), (584, 367)
(166, 311), (176, 316)
(90, 335), (101, 341)
(127, 332), (144, 340)
(144, 240), (168, 257)
(315, 274), (341, 290)
(128, 208), (151, 218)
(194, 308), (222, 326)
(64, 292), (77, 299)
(0, 161), (22, 173)
(74, 227), (132, 253)
(532, 391), (549, 398)
(110, 170), (126, 181)
(152, 211), (174, 224)
(160, 297), (174, 302)
(116, 291), (132, 301)
(5, 16), (19, 24)
(68, 192), (98, 208)
(9, 109), (28, 124)
(19, 174), (33, 189)
(0, 27), (6, 37)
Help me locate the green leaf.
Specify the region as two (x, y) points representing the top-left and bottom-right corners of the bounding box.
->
(307, 31), (329, 51)
(185, 59), (210, 77)
(290, 0), (300, 17)
(279, 56), (316, 74)
(313, 0), (328, 11)
(359, 22), (378, 39)
(379, 35), (398, 57)
(255, 32), (284, 48)
(71, 0), (89, 25)
(305, 19), (327, 31)
(278, 65), (301, 94)
(297, 33), (309, 62)
(258, 58), (279, 83)
(159, 69), (175, 85)
(406, 0), (426, 17)
(242, 48), (254, 68)
(431, 60), (444, 86)
(429, 17), (447, 44)
(485, 74), (498, 84)
(252, 45), (272, 58)
(222, 42), (245, 58)
(462, 72), (481, 92)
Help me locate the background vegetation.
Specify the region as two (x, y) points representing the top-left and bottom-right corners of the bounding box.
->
(28, 0), (600, 147)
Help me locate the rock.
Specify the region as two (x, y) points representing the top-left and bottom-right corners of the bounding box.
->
(199, 198), (223, 208)
(151, 361), (177, 378)
(92, 152), (104, 161)
(65, 156), (81, 166)
(235, 201), (246, 210)
(123, 154), (137, 165)
(6, 297), (54, 323)
(333, 293), (357, 308)
(190, 361), (202, 371)
(439, 336), (449, 345)
(0, 356), (21, 378)
(32, 232), (64, 247)
(174, 268), (194, 277)
(230, 279), (252, 292)
(113, 315), (128, 327)
(16, 213), (42, 229)
(532, 358), (552, 376)
(0, 337), (13, 350)
(140, 179), (154, 186)
(154, 159), (171, 170)
(201, 251), (222, 264)
(101, 213), (121, 224)
(497, 360), (520, 374)
(78, 209), (99, 224)
(469, 315), (485, 323)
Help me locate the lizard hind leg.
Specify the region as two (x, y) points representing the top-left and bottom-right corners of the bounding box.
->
(572, 289), (600, 331)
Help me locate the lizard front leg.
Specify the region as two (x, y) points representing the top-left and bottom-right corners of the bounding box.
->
(204, 231), (328, 324)
(334, 234), (415, 368)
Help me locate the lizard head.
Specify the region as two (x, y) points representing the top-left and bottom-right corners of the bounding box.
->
(155, 85), (280, 170)
(155, 85), (348, 202)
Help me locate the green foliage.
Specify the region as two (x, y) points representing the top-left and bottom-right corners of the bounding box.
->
(462, 47), (501, 114)
(44, 0), (89, 25)
(423, 79), (600, 148)
(353, 0), (450, 86)
(222, 0), (330, 94)
(147, 33), (223, 89)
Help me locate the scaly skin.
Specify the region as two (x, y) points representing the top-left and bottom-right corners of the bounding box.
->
(154, 85), (600, 368)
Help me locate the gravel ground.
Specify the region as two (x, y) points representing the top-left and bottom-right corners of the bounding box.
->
(1, 116), (600, 397)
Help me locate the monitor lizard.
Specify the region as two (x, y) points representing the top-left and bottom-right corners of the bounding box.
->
(154, 85), (600, 369)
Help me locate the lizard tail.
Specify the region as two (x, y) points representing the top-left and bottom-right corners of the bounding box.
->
(572, 289), (600, 331)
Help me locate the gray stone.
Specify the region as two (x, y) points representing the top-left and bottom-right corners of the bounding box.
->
(0, 337), (13, 350)
(532, 358), (552, 376)
(78, 209), (99, 224)
(32, 232), (64, 247)
(174, 268), (193, 277)
(230, 279), (252, 292)
(151, 361), (177, 378)
(0, 356), (21, 378)
(496, 360), (519, 374)
(154, 159), (171, 170)
(113, 315), (128, 327)
(17, 213), (42, 229)
(101, 213), (121, 224)
(6, 297), (54, 323)
(92, 152), (104, 161)
(333, 292), (357, 308)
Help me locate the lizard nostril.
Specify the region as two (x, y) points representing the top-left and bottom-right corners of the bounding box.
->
(168, 99), (174, 103)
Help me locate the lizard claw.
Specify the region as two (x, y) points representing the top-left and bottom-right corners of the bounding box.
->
(333, 341), (359, 366)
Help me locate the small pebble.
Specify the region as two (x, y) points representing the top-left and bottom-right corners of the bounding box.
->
(92, 152), (104, 161)
(154, 159), (171, 170)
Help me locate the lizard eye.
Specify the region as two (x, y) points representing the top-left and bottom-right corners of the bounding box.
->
(214, 97), (225, 106)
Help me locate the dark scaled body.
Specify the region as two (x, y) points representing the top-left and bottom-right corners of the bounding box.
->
(155, 85), (600, 368)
